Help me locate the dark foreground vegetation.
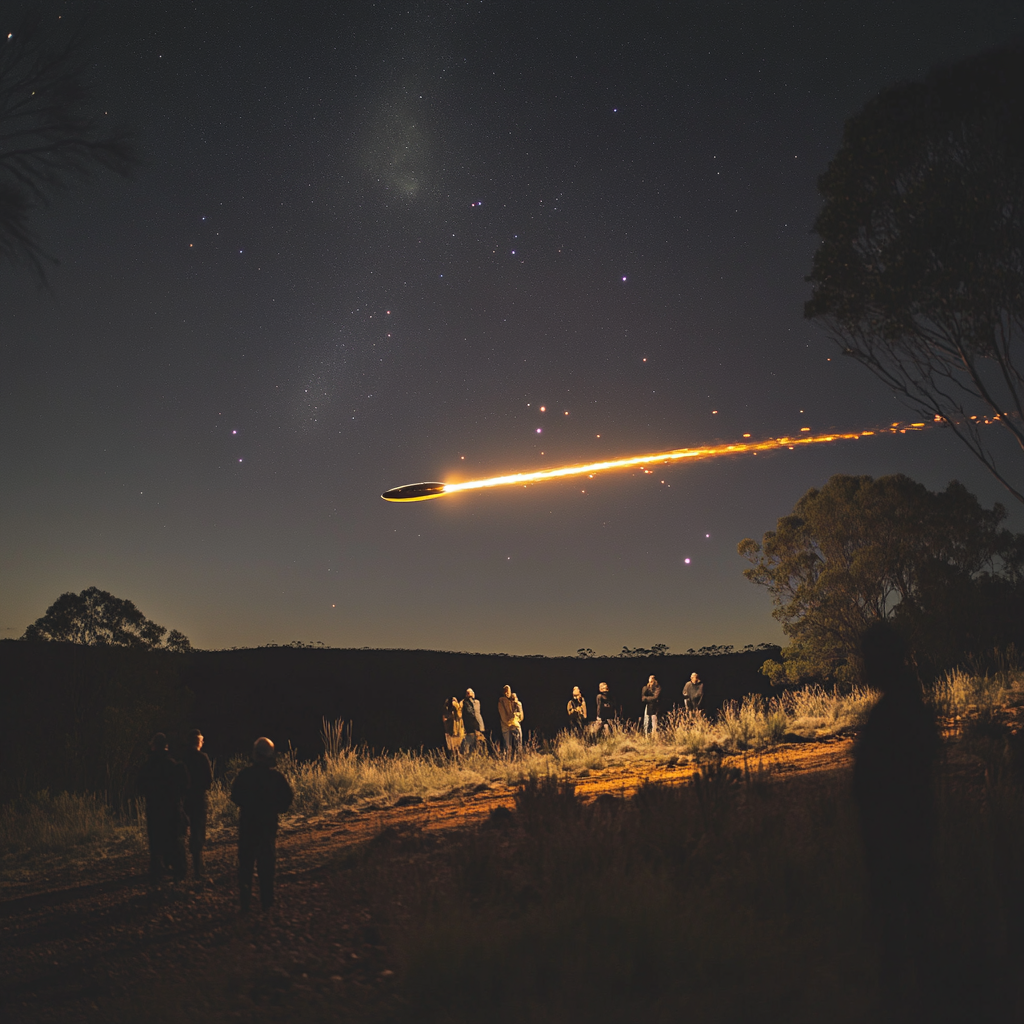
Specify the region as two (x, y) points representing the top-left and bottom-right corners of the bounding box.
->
(4, 701), (1020, 1024)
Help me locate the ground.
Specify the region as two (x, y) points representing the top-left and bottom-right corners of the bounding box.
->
(1, 738), (858, 1023)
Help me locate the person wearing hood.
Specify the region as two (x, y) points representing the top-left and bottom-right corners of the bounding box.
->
(229, 737), (294, 912)
(138, 732), (190, 886)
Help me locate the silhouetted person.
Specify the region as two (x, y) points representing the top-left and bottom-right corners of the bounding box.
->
(138, 732), (189, 886)
(641, 674), (661, 735)
(461, 688), (486, 753)
(182, 728), (213, 880)
(595, 681), (615, 735)
(853, 622), (939, 1009)
(683, 672), (703, 711)
(230, 737), (294, 912)
(567, 685), (587, 732)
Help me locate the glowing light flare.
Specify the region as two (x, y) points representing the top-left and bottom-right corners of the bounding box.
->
(382, 423), (932, 502)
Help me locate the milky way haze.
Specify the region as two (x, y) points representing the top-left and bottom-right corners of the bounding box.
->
(2, 1), (1021, 654)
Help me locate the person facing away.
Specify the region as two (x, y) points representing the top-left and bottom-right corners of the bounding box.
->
(641, 674), (662, 735)
(497, 684), (521, 757)
(138, 732), (189, 886)
(181, 728), (213, 881)
(595, 681), (615, 735)
(461, 687), (486, 754)
(852, 621), (939, 1005)
(566, 685), (587, 731)
(442, 696), (465, 755)
(229, 737), (294, 913)
(683, 672), (703, 711)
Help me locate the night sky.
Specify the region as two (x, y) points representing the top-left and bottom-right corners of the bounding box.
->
(3, 1), (1022, 654)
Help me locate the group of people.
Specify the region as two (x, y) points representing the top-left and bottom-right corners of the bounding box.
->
(442, 685), (525, 757)
(439, 671), (707, 756)
(139, 729), (294, 913)
(570, 672), (705, 736)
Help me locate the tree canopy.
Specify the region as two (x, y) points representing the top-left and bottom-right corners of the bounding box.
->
(22, 587), (191, 652)
(0, 12), (135, 280)
(805, 44), (1024, 503)
(739, 474), (1024, 687)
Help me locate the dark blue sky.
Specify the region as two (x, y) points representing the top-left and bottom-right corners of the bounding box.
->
(2, 0), (1021, 653)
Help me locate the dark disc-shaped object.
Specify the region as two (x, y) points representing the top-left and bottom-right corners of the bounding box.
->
(381, 481), (448, 502)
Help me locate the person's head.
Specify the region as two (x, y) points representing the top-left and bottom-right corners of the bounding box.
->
(465, 688), (475, 700)
(690, 672), (700, 684)
(253, 736), (276, 764)
(599, 681), (608, 693)
(572, 685), (581, 698)
(502, 684), (511, 697)
(860, 621), (912, 694)
(188, 728), (204, 751)
(149, 732), (168, 753)
(511, 692), (518, 702)
(648, 675), (657, 685)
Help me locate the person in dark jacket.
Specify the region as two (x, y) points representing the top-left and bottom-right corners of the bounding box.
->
(229, 736), (294, 912)
(138, 732), (189, 886)
(683, 672), (704, 711)
(641, 675), (662, 735)
(461, 688), (486, 754)
(595, 682), (615, 736)
(182, 728), (213, 880)
(853, 622), (939, 1007)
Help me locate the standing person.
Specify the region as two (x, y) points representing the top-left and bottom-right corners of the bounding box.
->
(566, 686), (587, 732)
(641, 675), (662, 736)
(442, 696), (465, 756)
(853, 622), (939, 1009)
(498, 685), (518, 757)
(138, 733), (189, 886)
(595, 682), (615, 736)
(683, 672), (704, 711)
(229, 737), (294, 913)
(509, 692), (524, 757)
(181, 728), (213, 881)
(461, 687), (486, 754)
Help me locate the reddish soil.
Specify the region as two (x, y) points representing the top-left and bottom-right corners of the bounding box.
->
(0, 736), (859, 1023)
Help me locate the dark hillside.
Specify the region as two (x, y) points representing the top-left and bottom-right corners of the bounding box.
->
(0, 641), (779, 795)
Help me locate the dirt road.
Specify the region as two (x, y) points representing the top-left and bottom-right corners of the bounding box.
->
(0, 738), (855, 1022)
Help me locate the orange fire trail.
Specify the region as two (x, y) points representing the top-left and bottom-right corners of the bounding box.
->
(382, 421), (937, 501)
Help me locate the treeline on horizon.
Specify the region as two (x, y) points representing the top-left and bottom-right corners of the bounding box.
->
(0, 640), (779, 807)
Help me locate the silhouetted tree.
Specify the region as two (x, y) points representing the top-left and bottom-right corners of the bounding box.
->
(22, 586), (190, 651)
(0, 11), (135, 280)
(806, 44), (1024, 503)
(739, 474), (1024, 686)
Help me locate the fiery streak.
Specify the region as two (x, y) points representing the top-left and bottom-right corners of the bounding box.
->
(382, 422), (936, 502)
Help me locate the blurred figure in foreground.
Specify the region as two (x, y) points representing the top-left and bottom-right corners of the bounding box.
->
(641, 674), (661, 735)
(442, 696), (464, 756)
(683, 672), (703, 711)
(461, 688), (486, 754)
(182, 728), (213, 880)
(595, 682), (615, 736)
(510, 692), (524, 757)
(230, 737), (294, 912)
(567, 685), (587, 732)
(138, 732), (189, 886)
(853, 621), (939, 1009)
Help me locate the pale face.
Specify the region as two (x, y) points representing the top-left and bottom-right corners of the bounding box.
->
(691, 673), (700, 683)
(649, 675), (656, 685)
(503, 685), (511, 697)
(466, 688), (475, 700)
(599, 682), (608, 693)
(195, 734), (204, 751)
(572, 686), (581, 698)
